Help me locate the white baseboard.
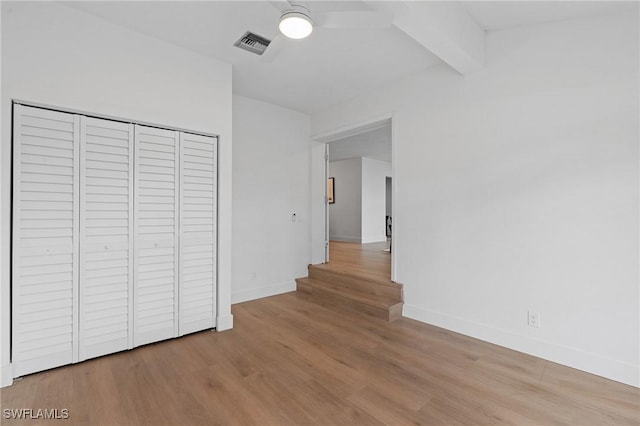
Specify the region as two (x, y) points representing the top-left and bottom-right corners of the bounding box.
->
(403, 304), (639, 388)
(216, 314), (234, 332)
(1, 363), (13, 387)
(329, 235), (361, 243)
(231, 280), (296, 305)
(361, 234), (388, 244)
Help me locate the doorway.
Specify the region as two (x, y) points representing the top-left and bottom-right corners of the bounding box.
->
(313, 116), (395, 282)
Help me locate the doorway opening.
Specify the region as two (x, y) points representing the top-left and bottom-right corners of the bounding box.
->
(314, 116), (395, 282)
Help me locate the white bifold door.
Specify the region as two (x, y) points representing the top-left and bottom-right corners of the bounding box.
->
(12, 105), (80, 377)
(12, 105), (217, 377)
(133, 127), (218, 344)
(79, 117), (134, 361)
(179, 132), (217, 335)
(134, 125), (179, 346)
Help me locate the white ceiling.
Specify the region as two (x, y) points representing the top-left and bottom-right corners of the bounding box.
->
(329, 125), (391, 163)
(63, 1), (441, 114)
(62, 1), (636, 114)
(462, 1), (637, 31)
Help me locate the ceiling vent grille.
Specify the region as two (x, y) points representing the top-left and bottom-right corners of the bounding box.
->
(234, 31), (271, 56)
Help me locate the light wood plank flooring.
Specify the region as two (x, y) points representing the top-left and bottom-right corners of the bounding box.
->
(324, 240), (391, 282)
(2, 292), (638, 425)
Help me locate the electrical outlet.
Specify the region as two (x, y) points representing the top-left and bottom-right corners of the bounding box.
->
(251, 272), (256, 281)
(527, 310), (540, 328)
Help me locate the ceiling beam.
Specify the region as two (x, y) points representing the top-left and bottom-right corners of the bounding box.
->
(377, 1), (486, 75)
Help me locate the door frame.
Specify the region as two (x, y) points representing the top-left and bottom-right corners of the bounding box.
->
(324, 143), (330, 262)
(312, 113), (397, 282)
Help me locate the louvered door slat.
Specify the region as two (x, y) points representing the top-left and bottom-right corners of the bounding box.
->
(79, 117), (134, 361)
(134, 125), (179, 346)
(12, 105), (80, 376)
(179, 132), (217, 335)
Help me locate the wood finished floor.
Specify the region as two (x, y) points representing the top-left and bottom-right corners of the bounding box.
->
(323, 240), (392, 282)
(2, 291), (638, 425)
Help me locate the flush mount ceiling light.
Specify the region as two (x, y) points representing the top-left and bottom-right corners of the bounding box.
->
(279, 3), (313, 39)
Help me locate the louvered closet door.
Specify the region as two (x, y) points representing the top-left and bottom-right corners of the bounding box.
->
(179, 133), (217, 335)
(134, 125), (179, 346)
(12, 105), (80, 376)
(79, 117), (134, 360)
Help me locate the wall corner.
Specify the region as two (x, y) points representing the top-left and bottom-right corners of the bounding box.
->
(216, 314), (234, 332)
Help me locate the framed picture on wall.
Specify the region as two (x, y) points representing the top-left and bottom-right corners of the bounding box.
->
(328, 177), (335, 204)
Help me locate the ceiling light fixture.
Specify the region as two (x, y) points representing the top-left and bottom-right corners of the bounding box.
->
(279, 3), (313, 39)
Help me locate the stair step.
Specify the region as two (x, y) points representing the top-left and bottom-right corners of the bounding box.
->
(296, 277), (403, 322)
(297, 277), (400, 308)
(308, 264), (403, 300)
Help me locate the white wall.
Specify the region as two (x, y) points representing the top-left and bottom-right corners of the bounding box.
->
(328, 158), (362, 242)
(231, 95), (311, 303)
(329, 157), (391, 244)
(1, 2), (234, 386)
(361, 158), (391, 243)
(312, 13), (639, 387)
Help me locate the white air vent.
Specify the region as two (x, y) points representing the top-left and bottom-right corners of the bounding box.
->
(234, 31), (271, 56)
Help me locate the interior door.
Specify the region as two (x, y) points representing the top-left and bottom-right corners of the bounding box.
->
(179, 132), (217, 335)
(12, 105), (80, 376)
(134, 125), (179, 346)
(79, 117), (134, 360)
(12, 104), (220, 377)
